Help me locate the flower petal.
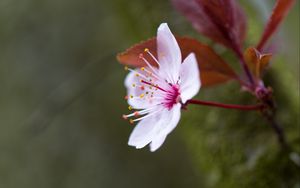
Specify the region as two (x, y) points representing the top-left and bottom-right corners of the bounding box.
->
(128, 104), (181, 150)
(150, 104), (181, 152)
(127, 110), (159, 149)
(150, 135), (167, 152)
(157, 23), (181, 83)
(179, 53), (201, 103)
(153, 103), (181, 137)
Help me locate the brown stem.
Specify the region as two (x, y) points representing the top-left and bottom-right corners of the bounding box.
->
(234, 47), (256, 88)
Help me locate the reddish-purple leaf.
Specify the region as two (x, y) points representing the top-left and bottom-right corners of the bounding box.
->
(257, 0), (296, 51)
(117, 37), (238, 87)
(172, 0), (247, 53)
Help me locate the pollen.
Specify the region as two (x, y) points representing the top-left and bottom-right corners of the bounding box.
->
(144, 48), (149, 52)
(122, 114), (127, 120)
(129, 119), (134, 124)
(128, 105), (132, 110)
(134, 111), (139, 117)
(141, 67), (145, 71)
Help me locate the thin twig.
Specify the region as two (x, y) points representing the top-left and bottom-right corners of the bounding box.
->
(185, 99), (263, 111)
(233, 47), (256, 88)
(263, 112), (289, 150)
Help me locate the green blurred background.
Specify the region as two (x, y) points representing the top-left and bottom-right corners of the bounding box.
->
(0, 0), (299, 187)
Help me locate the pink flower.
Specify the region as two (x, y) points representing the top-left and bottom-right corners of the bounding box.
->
(123, 23), (201, 152)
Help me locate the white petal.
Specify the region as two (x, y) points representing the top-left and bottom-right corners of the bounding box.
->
(153, 103), (181, 137)
(124, 69), (160, 109)
(128, 104), (181, 150)
(128, 110), (159, 149)
(157, 23), (181, 83)
(150, 135), (167, 152)
(179, 53), (201, 103)
(149, 104), (181, 152)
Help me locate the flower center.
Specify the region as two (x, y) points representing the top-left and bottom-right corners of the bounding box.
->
(162, 84), (181, 109)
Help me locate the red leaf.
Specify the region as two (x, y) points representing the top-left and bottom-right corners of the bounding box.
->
(257, 0), (296, 51)
(117, 37), (238, 87)
(172, 0), (247, 53)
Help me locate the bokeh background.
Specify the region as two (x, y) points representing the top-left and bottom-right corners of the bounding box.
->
(0, 0), (299, 187)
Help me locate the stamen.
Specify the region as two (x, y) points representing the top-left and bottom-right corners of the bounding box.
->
(127, 68), (149, 80)
(139, 53), (159, 76)
(143, 67), (159, 80)
(144, 48), (161, 67)
(141, 80), (167, 92)
(132, 109), (161, 122)
(134, 111), (139, 117)
(128, 106), (132, 110)
(124, 66), (129, 71)
(122, 114), (128, 120)
(124, 107), (155, 118)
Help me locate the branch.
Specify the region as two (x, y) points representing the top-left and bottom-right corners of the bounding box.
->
(185, 99), (263, 111)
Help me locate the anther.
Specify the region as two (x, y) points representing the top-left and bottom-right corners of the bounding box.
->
(140, 93), (145, 98)
(135, 73), (139, 77)
(141, 67), (145, 71)
(132, 84), (136, 87)
(130, 95), (133, 99)
(144, 48), (149, 52)
(129, 119), (134, 124)
(122, 115), (128, 120)
(128, 106), (132, 110)
(124, 66), (129, 71)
